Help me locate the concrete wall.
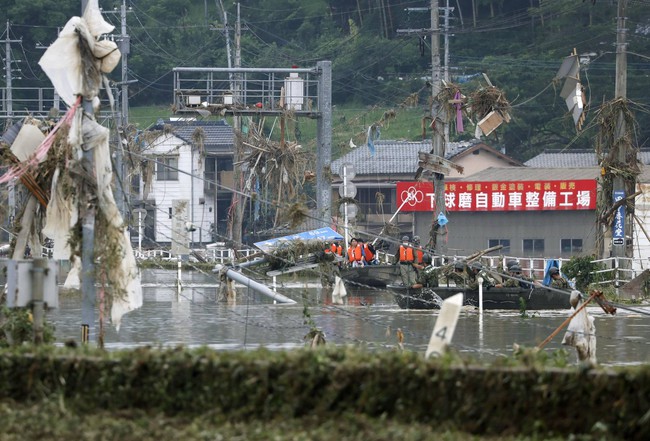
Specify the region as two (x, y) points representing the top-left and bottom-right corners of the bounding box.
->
(414, 210), (597, 258)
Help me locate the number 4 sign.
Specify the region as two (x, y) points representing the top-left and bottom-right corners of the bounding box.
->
(425, 293), (464, 358)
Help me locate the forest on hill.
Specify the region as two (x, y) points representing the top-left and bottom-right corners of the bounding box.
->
(3, 0), (650, 161)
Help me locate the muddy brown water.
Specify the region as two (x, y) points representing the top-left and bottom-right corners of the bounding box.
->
(45, 269), (650, 366)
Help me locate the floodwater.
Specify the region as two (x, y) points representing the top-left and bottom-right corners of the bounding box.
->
(46, 269), (650, 366)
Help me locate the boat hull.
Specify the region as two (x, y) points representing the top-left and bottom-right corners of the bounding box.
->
(391, 286), (442, 309)
(340, 264), (399, 288)
(388, 284), (571, 310)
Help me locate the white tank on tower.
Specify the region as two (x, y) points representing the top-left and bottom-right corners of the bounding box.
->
(284, 67), (304, 110)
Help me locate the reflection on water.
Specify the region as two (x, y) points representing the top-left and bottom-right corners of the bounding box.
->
(46, 269), (650, 366)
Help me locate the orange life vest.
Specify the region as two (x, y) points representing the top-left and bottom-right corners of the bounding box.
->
(347, 245), (362, 262)
(363, 244), (375, 262)
(415, 248), (424, 264)
(399, 245), (414, 263)
(330, 243), (342, 256)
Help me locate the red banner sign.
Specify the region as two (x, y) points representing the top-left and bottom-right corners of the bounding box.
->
(396, 180), (597, 212)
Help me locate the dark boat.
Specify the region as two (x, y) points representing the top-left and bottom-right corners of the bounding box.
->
(388, 284), (571, 310)
(340, 264), (400, 288)
(390, 286), (443, 309)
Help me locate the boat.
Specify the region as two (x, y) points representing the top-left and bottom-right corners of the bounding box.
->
(390, 286), (443, 309)
(388, 284), (572, 310)
(340, 264), (399, 289)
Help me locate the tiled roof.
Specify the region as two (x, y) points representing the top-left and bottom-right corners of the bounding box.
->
(524, 149), (650, 168)
(330, 139), (477, 176)
(153, 119), (234, 153)
(461, 167), (601, 181)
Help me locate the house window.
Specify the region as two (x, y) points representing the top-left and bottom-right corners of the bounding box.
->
(561, 238), (583, 254)
(356, 187), (392, 216)
(488, 239), (510, 254)
(157, 156), (179, 181)
(523, 239), (545, 256)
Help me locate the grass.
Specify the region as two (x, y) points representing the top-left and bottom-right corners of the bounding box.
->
(128, 105), (175, 129)
(127, 103), (432, 160)
(0, 399), (574, 441)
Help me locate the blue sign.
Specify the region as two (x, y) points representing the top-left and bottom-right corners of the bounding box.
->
(254, 227), (343, 252)
(613, 190), (625, 246)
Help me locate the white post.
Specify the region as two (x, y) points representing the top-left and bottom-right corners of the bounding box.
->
(138, 210), (143, 253)
(177, 256), (182, 298)
(343, 167), (350, 249)
(425, 293), (463, 358)
(272, 275), (277, 304)
(478, 276), (483, 314)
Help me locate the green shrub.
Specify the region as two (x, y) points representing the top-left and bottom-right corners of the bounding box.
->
(0, 307), (56, 347)
(561, 255), (606, 291)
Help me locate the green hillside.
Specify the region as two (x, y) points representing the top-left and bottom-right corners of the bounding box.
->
(3, 0), (650, 161)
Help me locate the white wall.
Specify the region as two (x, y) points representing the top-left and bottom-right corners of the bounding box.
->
(450, 150), (514, 178)
(146, 134), (212, 245)
(634, 183), (650, 271)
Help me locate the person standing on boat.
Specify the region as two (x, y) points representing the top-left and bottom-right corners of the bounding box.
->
(395, 236), (417, 286)
(549, 267), (569, 289)
(347, 238), (365, 267)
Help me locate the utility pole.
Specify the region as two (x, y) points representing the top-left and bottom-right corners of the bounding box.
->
(231, 2), (244, 246)
(396, 2), (450, 255)
(442, 1), (451, 143)
(443, 0), (450, 82)
(2, 22), (21, 227)
(2, 21), (21, 125)
(316, 60), (332, 226)
(430, 0), (448, 256)
(80, 0), (97, 344)
(217, 0), (233, 83)
(102, 2), (132, 217)
(116, 0), (131, 217)
(120, 0), (130, 128)
(612, 0), (631, 263)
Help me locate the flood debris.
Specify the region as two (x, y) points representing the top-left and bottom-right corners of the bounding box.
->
(562, 290), (597, 365)
(0, 0), (142, 332)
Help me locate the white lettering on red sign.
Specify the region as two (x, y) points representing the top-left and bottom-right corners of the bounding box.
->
(395, 180), (597, 212)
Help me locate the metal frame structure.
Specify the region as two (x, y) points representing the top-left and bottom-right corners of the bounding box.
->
(172, 62), (332, 224)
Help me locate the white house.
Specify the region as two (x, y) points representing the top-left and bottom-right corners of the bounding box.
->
(137, 119), (234, 251)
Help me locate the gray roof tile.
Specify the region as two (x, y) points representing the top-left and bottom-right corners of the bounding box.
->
(154, 119), (234, 153)
(524, 149), (650, 168)
(331, 139), (477, 176)
(461, 167), (601, 181)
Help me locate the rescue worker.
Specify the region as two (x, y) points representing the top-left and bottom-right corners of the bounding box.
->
(413, 235), (425, 266)
(412, 254), (439, 289)
(504, 258), (519, 272)
(501, 264), (534, 288)
(347, 238), (364, 267)
(359, 238), (378, 265)
(329, 241), (342, 256)
(321, 240), (343, 287)
(466, 261), (497, 291)
(395, 235), (417, 286)
(446, 261), (468, 286)
(549, 266), (569, 289)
